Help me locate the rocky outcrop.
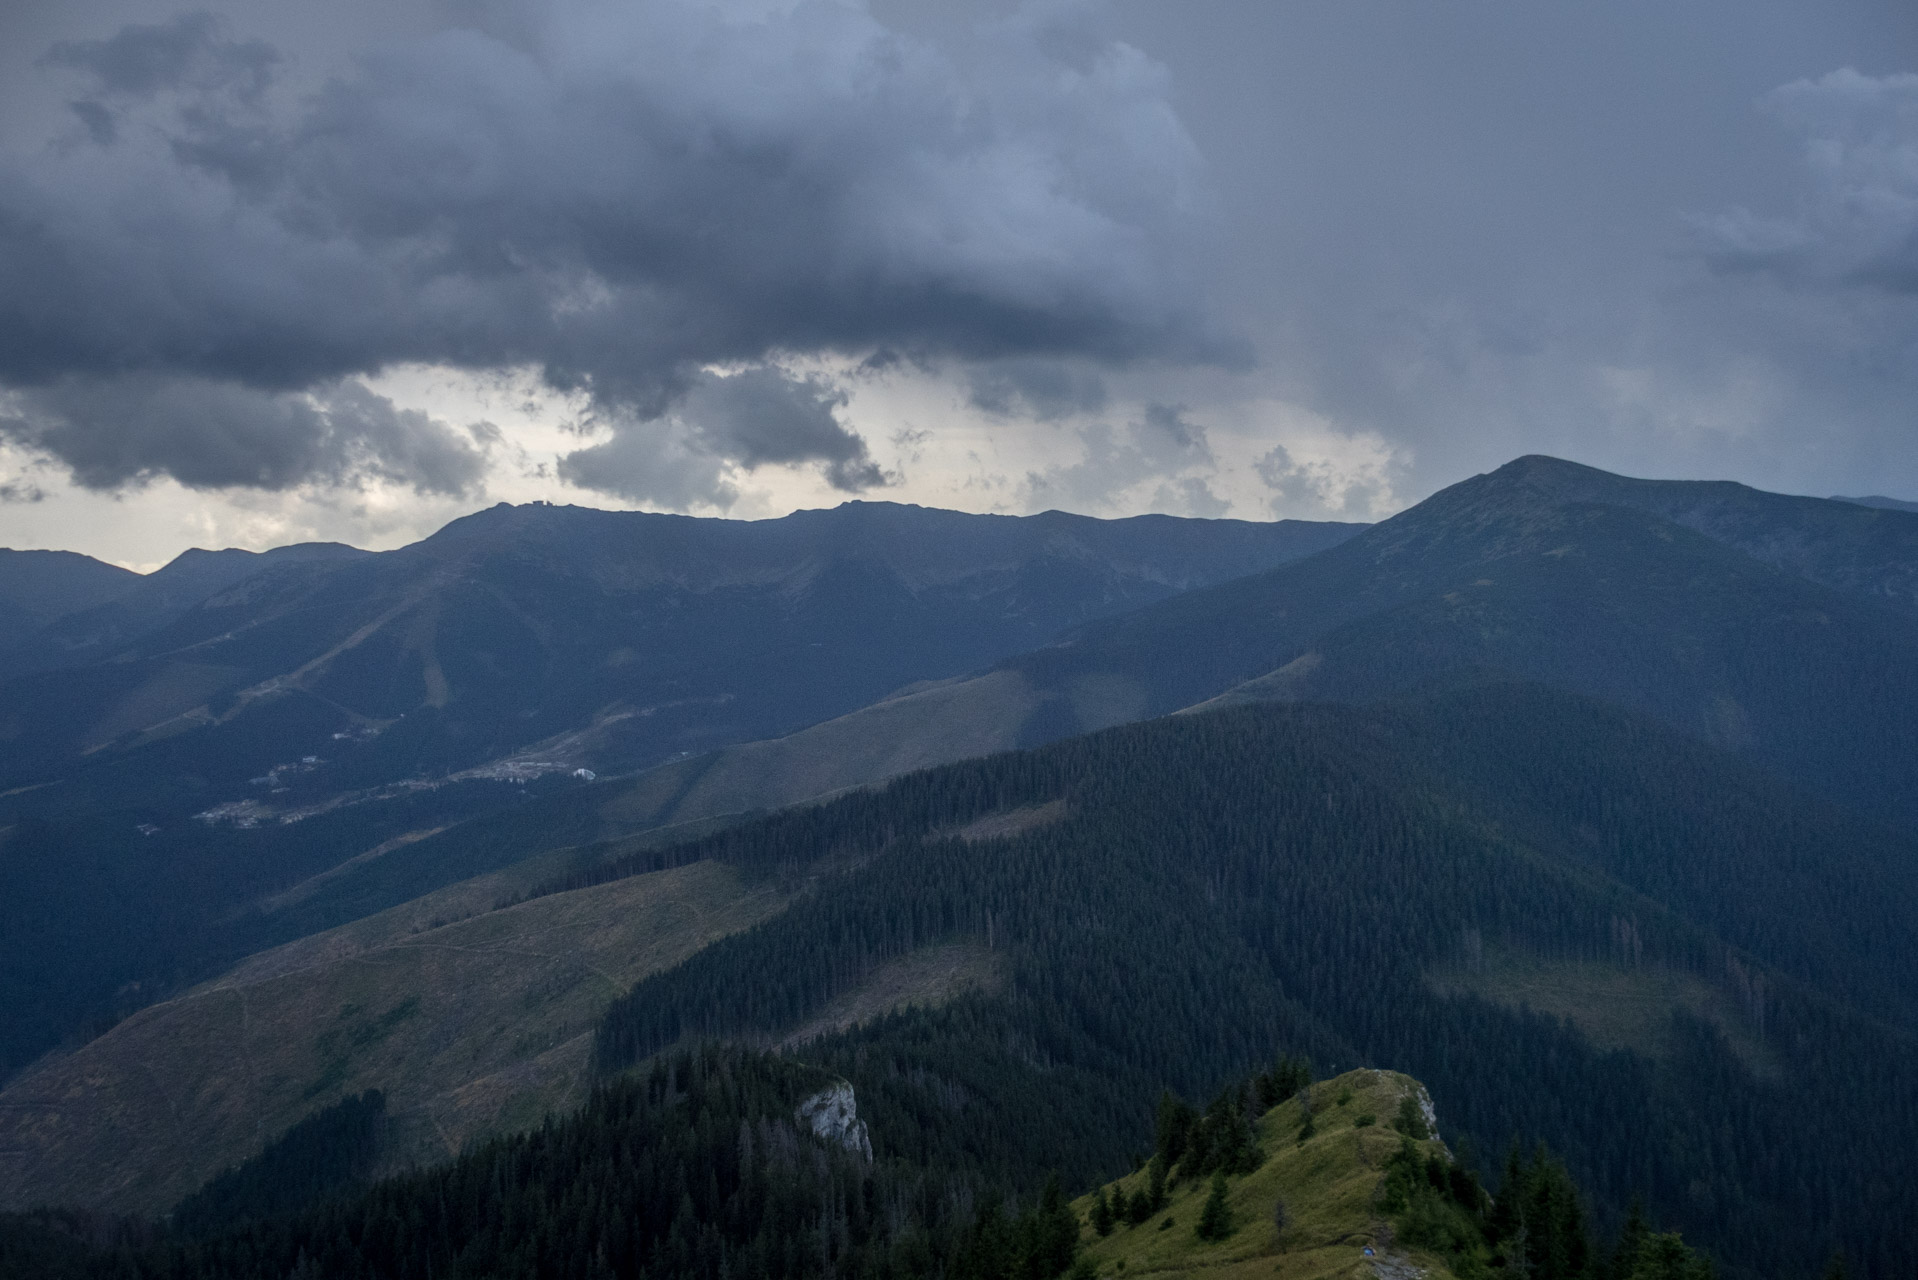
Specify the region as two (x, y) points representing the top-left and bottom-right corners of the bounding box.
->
(796, 1080), (872, 1160)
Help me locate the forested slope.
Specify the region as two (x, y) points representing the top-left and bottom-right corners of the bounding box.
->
(582, 690), (1915, 1280)
(0, 1047), (1718, 1280)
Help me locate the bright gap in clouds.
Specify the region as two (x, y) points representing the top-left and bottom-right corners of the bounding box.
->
(0, 360), (1405, 568)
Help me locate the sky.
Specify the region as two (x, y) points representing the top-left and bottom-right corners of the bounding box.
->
(0, 0), (1913, 568)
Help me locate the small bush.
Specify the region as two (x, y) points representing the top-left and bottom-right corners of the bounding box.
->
(1355, 1114), (1376, 1127)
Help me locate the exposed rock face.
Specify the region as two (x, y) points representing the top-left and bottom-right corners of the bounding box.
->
(1414, 1086), (1440, 1142)
(796, 1080), (872, 1160)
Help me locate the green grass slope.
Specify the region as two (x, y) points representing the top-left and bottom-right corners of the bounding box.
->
(1079, 1071), (1456, 1280)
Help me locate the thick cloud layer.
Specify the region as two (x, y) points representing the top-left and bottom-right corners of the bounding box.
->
(1, 376), (488, 493)
(1695, 70), (1918, 294)
(0, 1), (1215, 498)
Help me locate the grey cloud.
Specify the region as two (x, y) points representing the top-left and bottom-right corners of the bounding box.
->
(1025, 401), (1214, 510)
(0, 375), (487, 494)
(1256, 443), (1378, 519)
(0, 0), (1220, 497)
(43, 11), (278, 101)
(1694, 70), (1918, 293)
(1149, 476), (1229, 518)
(553, 421), (735, 509)
(679, 368), (885, 492)
(967, 359), (1110, 421)
(557, 366), (885, 502)
(1140, 402), (1209, 458)
(0, 481), (47, 504)
(66, 98), (116, 146)
(1082, 1), (1918, 504)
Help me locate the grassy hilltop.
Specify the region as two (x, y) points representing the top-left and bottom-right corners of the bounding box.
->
(1077, 1070), (1455, 1280)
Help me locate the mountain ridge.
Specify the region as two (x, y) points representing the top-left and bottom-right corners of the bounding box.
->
(632, 456), (1918, 834)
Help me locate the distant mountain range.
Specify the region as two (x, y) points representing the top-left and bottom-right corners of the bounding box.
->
(570, 454), (1918, 836)
(0, 503), (1358, 808)
(1834, 493), (1918, 513)
(0, 502), (1358, 1081)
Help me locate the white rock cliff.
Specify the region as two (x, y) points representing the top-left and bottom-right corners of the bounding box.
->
(795, 1080), (872, 1160)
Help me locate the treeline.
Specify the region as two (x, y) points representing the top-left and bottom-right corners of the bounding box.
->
(588, 689), (1918, 1279)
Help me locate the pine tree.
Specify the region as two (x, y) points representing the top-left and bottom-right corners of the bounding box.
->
(1036, 1174), (1079, 1279)
(1607, 1197), (1648, 1280)
(1154, 1092), (1195, 1172)
(1392, 1095), (1429, 1141)
(1091, 1187), (1114, 1237)
(1145, 1152), (1168, 1214)
(1629, 1232), (1710, 1280)
(1195, 1172), (1234, 1242)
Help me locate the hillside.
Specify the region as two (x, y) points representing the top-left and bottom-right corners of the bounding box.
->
(1079, 1070), (1460, 1280)
(0, 858), (786, 1215)
(8, 685), (1907, 1268)
(0, 549), (137, 652)
(0, 1044), (1712, 1280)
(0, 501), (1356, 1080)
(2, 542), (371, 675)
(577, 690), (1915, 1279)
(4, 687), (1891, 1272)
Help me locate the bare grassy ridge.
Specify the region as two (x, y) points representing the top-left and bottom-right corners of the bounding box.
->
(778, 943), (1010, 1049)
(600, 669), (1045, 832)
(1425, 953), (1779, 1080)
(1076, 1069), (1458, 1280)
(0, 860), (785, 1216)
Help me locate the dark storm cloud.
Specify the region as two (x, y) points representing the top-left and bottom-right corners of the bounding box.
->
(0, 0), (1218, 498)
(0, 376), (487, 494)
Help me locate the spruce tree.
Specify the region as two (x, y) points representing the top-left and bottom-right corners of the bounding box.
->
(1036, 1174), (1079, 1280)
(1195, 1171), (1234, 1242)
(1608, 1198), (1648, 1280)
(1393, 1095), (1429, 1141)
(1146, 1152), (1169, 1214)
(1091, 1187), (1115, 1237)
